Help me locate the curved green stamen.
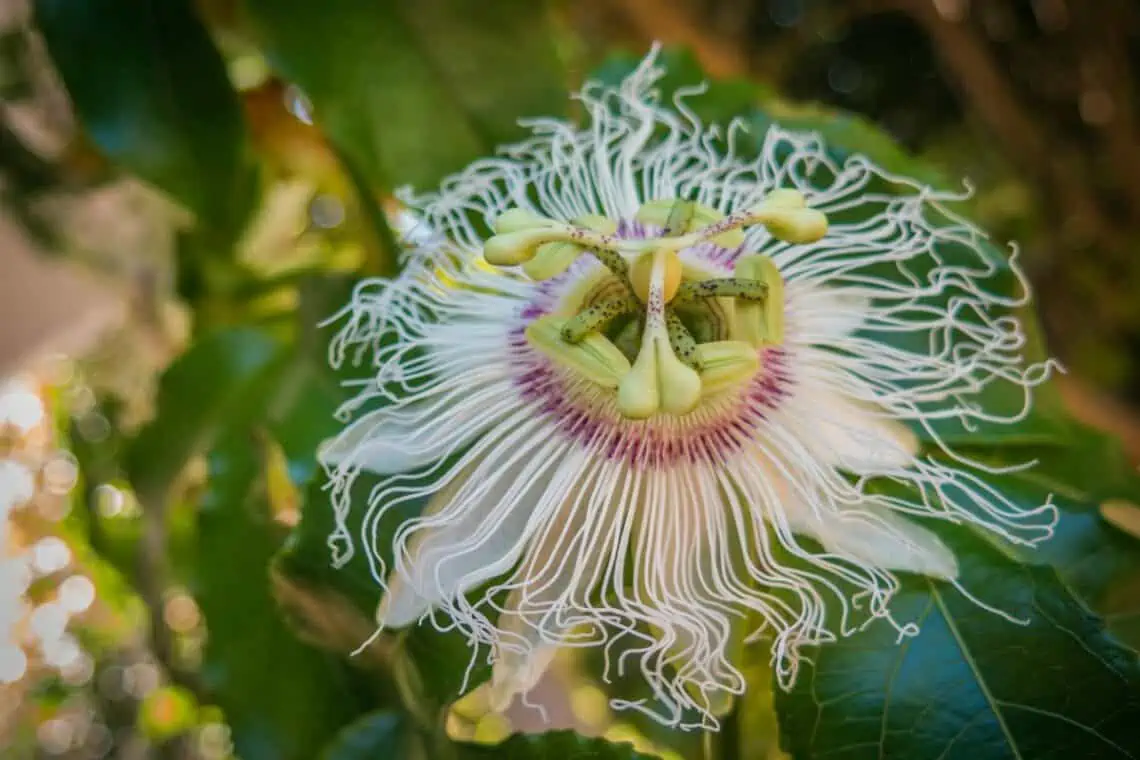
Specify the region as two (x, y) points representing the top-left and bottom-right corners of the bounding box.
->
(561, 297), (640, 343)
(673, 278), (769, 304)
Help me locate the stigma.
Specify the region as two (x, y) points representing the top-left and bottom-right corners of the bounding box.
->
(484, 192), (828, 421)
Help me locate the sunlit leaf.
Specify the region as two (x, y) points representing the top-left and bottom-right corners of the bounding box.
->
(244, 0), (567, 190)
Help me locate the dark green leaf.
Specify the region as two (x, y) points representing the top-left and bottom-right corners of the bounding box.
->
(775, 526), (1140, 760)
(195, 330), (378, 760)
(320, 711), (416, 760)
(35, 0), (256, 235)
(277, 458), (493, 718)
(245, 0), (567, 190)
(126, 328), (281, 508)
(198, 429), (365, 760)
(594, 48), (948, 188)
(457, 731), (658, 759)
(959, 428), (1140, 649)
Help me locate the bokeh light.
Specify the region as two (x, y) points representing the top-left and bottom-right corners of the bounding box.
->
(0, 379), (44, 432)
(58, 575), (95, 614)
(31, 536), (70, 574)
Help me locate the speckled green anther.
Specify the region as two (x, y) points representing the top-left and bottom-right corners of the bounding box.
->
(588, 247), (633, 292)
(673, 278), (769, 305)
(561, 297), (640, 344)
(666, 311), (702, 369)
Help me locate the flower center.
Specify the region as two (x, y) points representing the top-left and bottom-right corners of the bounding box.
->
(485, 192), (828, 420)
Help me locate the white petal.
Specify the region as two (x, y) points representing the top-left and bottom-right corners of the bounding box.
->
(488, 460), (616, 710)
(783, 496), (958, 580)
(380, 431), (585, 628)
(488, 637), (559, 713)
(782, 379), (918, 472)
(320, 391), (508, 475)
(318, 407), (442, 475)
(788, 283), (872, 341)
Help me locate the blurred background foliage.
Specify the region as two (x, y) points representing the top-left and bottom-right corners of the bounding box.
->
(1, 0), (1140, 759)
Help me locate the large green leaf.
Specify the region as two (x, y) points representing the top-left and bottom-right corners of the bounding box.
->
(192, 320), (375, 759)
(243, 0), (567, 190)
(319, 711), (416, 760)
(126, 328), (280, 508)
(124, 321), (374, 759)
(35, 0), (256, 235)
(198, 427), (365, 760)
(962, 426), (1140, 648)
(774, 526), (1140, 760)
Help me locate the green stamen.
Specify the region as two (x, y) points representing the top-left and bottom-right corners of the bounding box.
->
(673, 278), (769, 305)
(663, 199), (696, 236)
(561, 297), (640, 344)
(666, 311), (702, 369)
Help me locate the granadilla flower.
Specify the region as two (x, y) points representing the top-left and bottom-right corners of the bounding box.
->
(320, 49), (1059, 728)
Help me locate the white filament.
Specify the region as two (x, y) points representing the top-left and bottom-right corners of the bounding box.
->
(321, 47), (1059, 728)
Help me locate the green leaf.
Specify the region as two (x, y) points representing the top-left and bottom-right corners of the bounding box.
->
(960, 427), (1140, 649)
(276, 459), (494, 719)
(774, 526), (1140, 760)
(457, 731), (658, 759)
(126, 328), (281, 508)
(198, 427), (365, 760)
(125, 316), (377, 759)
(595, 48), (947, 188)
(320, 711), (416, 760)
(35, 0), (256, 235)
(244, 0), (567, 190)
(193, 324), (377, 760)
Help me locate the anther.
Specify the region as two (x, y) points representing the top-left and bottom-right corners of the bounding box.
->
(561, 297), (640, 343)
(732, 255), (784, 346)
(523, 242), (584, 281)
(673, 278), (769, 305)
(665, 311), (701, 369)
